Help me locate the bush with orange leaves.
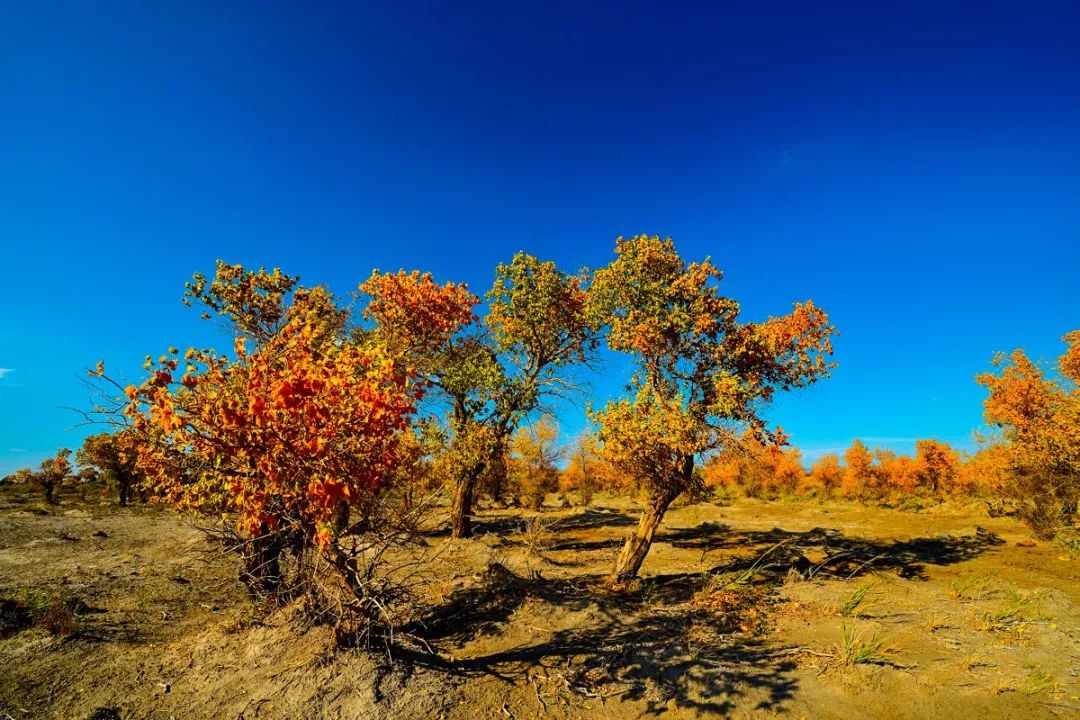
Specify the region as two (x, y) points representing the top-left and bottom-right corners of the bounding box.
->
(702, 431), (809, 499)
(101, 262), (475, 648)
(977, 331), (1080, 538)
(807, 453), (843, 497)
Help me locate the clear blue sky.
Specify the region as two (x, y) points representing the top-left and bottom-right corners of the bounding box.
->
(2, 1), (1078, 475)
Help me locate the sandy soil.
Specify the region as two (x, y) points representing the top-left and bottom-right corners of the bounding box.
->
(2, 484), (1079, 719)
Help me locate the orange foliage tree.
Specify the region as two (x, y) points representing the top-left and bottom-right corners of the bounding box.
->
(32, 448), (72, 505)
(587, 235), (836, 580)
(361, 253), (598, 538)
(106, 262), (474, 637)
(559, 430), (629, 504)
(977, 331), (1080, 537)
(808, 452), (844, 497)
(840, 440), (876, 498)
(701, 431), (805, 498)
(76, 431), (142, 505)
(508, 417), (563, 510)
(913, 439), (961, 495)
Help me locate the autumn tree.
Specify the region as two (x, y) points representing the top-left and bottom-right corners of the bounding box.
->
(105, 261), (474, 643)
(977, 331), (1080, 538)
(840, 440), (875, 498)
(361, 253), (598, 538)
(773, 446), (806, 495)
(76, 431), (141, 505)
(32, 449), (72, 504)
(560, 431), (610, 506)
(700, 431), (802, 499)
(508, 417), (563, 510)
(879, 451), (919, 495)
(2, 468), (33, 486)
(913, 439), (961, 495)
(960, 442), (1010, 498)
(808, 453), (844, 497)
(587, 235), (835, 581)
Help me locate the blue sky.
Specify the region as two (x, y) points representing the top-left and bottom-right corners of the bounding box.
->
(1, 1), (1078, 474)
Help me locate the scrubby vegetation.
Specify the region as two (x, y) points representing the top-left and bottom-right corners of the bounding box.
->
(2, 234), (1077, 719)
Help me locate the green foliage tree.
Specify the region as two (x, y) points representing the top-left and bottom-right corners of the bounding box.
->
(586, 235), (836, 581)
(361, 253), (598, 538)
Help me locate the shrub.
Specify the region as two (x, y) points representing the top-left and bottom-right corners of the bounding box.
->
(977, 332), (1080, 539)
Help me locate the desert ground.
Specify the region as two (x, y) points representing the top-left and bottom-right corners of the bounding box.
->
(2, 483), (1079, 719)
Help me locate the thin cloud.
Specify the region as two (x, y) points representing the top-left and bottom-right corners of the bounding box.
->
(0, 368), (13, 380)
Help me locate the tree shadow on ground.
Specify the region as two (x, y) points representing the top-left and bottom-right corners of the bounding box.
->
(547, 508), (638, 532)
(423, 508), (638, 542)
(659, 523), (1004, 584)
(400, 521), (1004, 713)
(402, 563), (797, 715)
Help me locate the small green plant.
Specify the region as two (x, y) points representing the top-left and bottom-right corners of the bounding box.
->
(0, 588), (82, 637)
(835, 622), (896, 666)
(699, 539), (790, 593)
(979, 591), (1046, 632)
(839, 581), (878, 617)
(1022, 668), (1055, 695)
(639, 580), (662, 607)
(702, 566), (757, 594)
(1059, 533), (1080, 559)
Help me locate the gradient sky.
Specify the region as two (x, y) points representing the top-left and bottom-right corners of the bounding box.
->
(2, 1), (1078, 475)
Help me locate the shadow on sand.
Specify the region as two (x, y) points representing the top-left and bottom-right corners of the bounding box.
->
(398, 519), (1003, 713)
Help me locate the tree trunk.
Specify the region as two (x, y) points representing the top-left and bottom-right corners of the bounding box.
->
(242, 526), (284, 597)
(612, 485), (680, 581)
(611, 455), (694, 582)
(488, 454), (506, 505)
(332, 500), (350, 533)
(450, 467), (481, 538)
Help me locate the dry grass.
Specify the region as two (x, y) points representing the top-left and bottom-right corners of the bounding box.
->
(834, 621), (898, 666)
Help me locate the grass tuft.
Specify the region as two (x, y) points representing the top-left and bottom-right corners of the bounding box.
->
(839, 581), (877, 617)
(835, 621), (897, 666)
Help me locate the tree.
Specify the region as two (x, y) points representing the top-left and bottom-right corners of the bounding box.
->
(2, 468), (33, 486)
(508, 417), (563, 510)
(977, 331), (1080, 538)
(841, 440), (875, 498)
(587, 235), (836, 581)
(773, 446), (806, 495)
(809, 453), (844, 497)
(560, 431), (609, 506)
(108, 261), (475, 644)
(76, 431), (141, 505)
(913, 439), (960, 495)
(32, 449), (71, 504)
(879, 451), (919, 495)
(701, 431), (803, 499)
(361, 253), (598, 538)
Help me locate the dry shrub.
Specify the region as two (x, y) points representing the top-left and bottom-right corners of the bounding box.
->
(200, 491), (443, 653)
(516, 514), (553, 557)
(0, 588), (83, 637)
(689, 584), (771, 634)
